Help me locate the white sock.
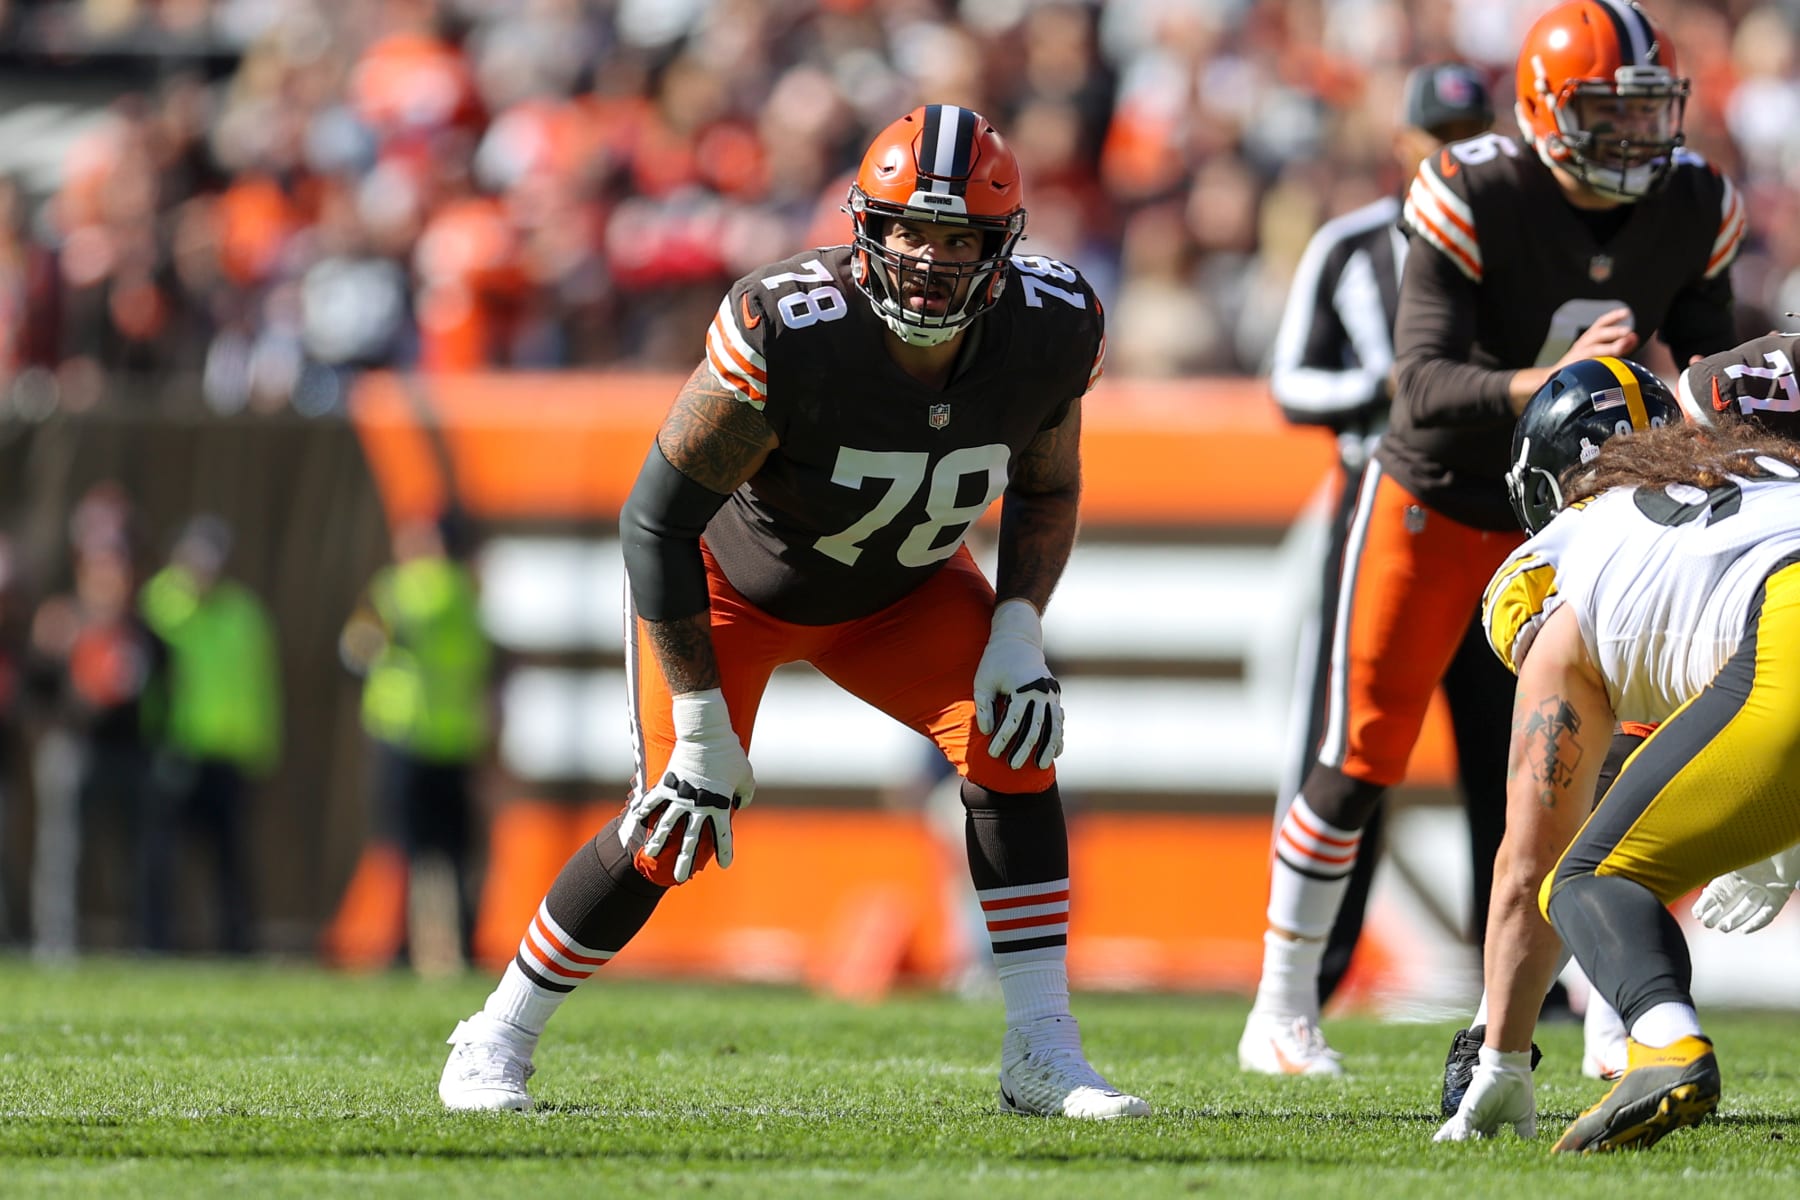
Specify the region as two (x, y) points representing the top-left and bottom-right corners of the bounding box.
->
(1471, 991), (1489, 1027)
(997, 960), (1071, 1028)
(481, 960), (565, 1043)
(1251, 930), (1326, 1020)
(477, 899), (618, 1042)
(1629, 1001), (1703, 1048)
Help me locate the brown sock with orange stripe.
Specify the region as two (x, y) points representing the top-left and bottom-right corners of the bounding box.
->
(481, 813), (665, 1038)
(963, 781), (1073, 1028)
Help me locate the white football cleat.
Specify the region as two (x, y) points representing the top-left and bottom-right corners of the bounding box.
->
(998, 1015), (1151, 1119)
(1238, 1011), (1344, 1077)
(439, 1013), (537, 1112)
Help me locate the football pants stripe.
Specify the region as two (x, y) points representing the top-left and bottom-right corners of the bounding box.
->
(624, 582), (648, 801)
(1318, 459), (1384, 767)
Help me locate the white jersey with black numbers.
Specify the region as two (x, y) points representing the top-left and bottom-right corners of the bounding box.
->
(1483, 462), (1800, 724)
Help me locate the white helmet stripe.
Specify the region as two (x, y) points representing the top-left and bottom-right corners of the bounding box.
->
(927, 105), (967, 193)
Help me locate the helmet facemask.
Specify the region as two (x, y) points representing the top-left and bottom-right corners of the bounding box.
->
(1541, 65), (1688, 201)
(847, 187), (1027, 347)
(1505, 437), (1568, 536)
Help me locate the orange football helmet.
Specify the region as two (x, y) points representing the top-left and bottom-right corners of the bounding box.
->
(845, 105), (1027, 346)
(1515, 0), (1688, 202)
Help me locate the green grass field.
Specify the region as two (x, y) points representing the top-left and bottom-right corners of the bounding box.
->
(2, 960), (1798, 1197)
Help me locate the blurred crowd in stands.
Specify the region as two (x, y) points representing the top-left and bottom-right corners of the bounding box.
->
(0, 0), (1794, 414)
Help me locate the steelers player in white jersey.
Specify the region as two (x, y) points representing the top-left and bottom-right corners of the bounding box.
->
(1436, 356), (1800, 1152)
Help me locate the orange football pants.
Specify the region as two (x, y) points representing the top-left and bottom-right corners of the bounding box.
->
(627, 542), (1056, 803)
(1320, 467), (1524, 786)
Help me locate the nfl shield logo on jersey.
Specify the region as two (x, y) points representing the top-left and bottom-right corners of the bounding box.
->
(1588, 255), (1614, 282)
(928, 403), (952, 429)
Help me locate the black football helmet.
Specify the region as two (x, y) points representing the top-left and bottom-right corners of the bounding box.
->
(1506, 356), (1681, 534)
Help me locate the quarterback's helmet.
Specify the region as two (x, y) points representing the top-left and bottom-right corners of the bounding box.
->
(1514, 0), (1688, 202)
(1507, 356), (1681, 533)
(845, 105), (1027, 347)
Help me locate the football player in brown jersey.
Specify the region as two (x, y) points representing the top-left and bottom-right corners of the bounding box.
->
(438, 105), (1147, 1120)
(1242, 0), (1745, 1080)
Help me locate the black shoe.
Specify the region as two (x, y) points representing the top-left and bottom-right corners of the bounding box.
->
(1441, 1024), (1543, 1118)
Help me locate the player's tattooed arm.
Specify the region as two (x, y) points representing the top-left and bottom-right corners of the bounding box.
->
(996, 397), (1082, 612)
(645, 613), (722, 695)
(1511, 697), (1584, 811)
(638, 363), (778, 695)
(657, 362), (778, 493)
(1481, 607), (1613, 1055)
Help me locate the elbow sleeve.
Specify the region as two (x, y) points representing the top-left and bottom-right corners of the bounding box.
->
(619, 441), (732, 622)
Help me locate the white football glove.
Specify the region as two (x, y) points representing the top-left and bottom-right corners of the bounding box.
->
(972, 599), (1064, 770)
(1693, 845), (1800, 934)
(1433, 1046), (1536, 1142)
(621, 689), (754, 884)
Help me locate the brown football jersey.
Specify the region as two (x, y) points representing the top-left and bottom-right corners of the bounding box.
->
(1677, 332), (1800, 442)
(701, 245), (1104, 625)
(1385, 133), (1743, 529)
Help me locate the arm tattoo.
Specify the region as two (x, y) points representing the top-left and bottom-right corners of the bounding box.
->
(658, 363), (777, 493)
(1513, 696), (1584, 810)
(645, 612), (721, 695)
(638, 364), (774, 693)
(996, 400), (1082, 610)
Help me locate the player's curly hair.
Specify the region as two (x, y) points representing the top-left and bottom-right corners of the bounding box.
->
(1563, 416), (1800, 507)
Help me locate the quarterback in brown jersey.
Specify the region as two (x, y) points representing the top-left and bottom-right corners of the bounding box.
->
(437, 104), (1147, 1120)
(1242, 0), (1745, 1080)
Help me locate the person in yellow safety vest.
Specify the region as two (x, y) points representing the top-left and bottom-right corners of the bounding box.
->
(340, 509), (492, 971)
(138, 514), (282, 954)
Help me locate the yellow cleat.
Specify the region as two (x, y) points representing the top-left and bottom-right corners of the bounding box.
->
(1552, 1035), (1720, 1153)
